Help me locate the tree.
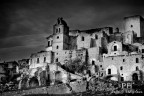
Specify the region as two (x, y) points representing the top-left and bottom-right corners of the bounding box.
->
(64, 58), (88, 74)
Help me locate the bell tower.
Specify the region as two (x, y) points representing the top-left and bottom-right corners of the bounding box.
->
(52, 17), (69, 52)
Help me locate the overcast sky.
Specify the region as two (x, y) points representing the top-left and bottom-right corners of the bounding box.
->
(0, 0), (144, 62)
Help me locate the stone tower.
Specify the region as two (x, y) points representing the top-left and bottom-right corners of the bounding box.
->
(52, 17), (69, 52)
(124, 15), (144, 38)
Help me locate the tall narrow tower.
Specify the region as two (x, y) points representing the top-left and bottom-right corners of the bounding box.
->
(124, 15), (144, 38)
(52, 17), (69, 52)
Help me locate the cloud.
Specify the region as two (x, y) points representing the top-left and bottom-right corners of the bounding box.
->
(0, 34), (48, 48)
(0, 0), (144, 61)
(0, 45), (44, 61)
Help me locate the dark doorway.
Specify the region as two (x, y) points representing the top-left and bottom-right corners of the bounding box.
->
(29, 77), (39, 88)
(132, 73), (138, 81)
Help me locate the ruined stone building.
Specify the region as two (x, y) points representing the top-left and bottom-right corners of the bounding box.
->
(27, 15), (144, 87)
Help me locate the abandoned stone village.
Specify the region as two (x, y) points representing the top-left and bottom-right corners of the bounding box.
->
(1, 15), (144, 95)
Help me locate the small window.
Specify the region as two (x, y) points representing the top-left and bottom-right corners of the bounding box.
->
(121, 77), (124, 81)
(95, 34), (98, 39)
(136, 66), (139, 71)
(136, 48), (138, 51)
(56, 29), (58, 33)
(130, 25), (133, 28)
(108, 69), (111, 74)
(92, 60), (95, 65)
(56, 45), (59, 49)
(57, 36), (59, 39)
(48, 41), (50, 47)
(59, 28), (60, 32)
(114, 45), (117, 51)
(56, 58), (58, 62)
(37, 58), (39, 63)
(81, 36), (84, 41)
(120, 66), (123, 70)
(136, 58), (139, 63)
(123, 59), (125, 62)
(44, 57), (46, 62)
(142, 49), (144, 53)
(100, 65), (102, 67)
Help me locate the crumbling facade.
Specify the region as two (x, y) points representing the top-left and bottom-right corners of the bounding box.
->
(26, 15), (144, 88)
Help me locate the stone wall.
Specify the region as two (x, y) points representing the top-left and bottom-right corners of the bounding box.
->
(2, 80), (87, 96)
(2, 84), (71, 96)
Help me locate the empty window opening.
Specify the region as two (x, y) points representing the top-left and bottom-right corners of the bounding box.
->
(44, 57), (46, 62)
(37, 58), (39, 63)
(92, 60), (95, 65)
(136, 58), (139, 63)
(130, 25), (133, 28)
(100, 65), (102, 67)
(57, 36), (59, 39)
(114, 45), (117, 51)
(108, 69), (111, 74)
(95, 34), (98, 39)
(120, 66), (123, 70)
(136, 48), (138, 51)
(48, 41), (50, 47)
(142, 49), (144, 53)
(56, 58), (58, 62)
(81, 36), (84, 41)
(121, 77), (124, 81)
(59, 28), (60, 32)
(136, 66), (139, 71)
(56, 29), (58, 33)
(123, 59), (125, 62)
(56, 46), (59, 49)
